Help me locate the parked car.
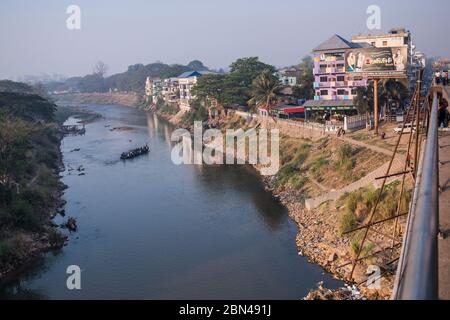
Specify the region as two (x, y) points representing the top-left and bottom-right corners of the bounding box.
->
(393, 123), (416, 134)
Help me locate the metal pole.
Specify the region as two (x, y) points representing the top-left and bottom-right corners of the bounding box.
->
(374, 79), (379, 135)
(394, 91), (439, 300)
(413, 70), (424, 178)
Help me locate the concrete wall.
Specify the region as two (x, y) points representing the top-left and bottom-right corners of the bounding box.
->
(344, 114), (373, 132)
(256, 116), (334, 141)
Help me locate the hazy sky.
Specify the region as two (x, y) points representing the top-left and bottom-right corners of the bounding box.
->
(1, 0), (449, 80)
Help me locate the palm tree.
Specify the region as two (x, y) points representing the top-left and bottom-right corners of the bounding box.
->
(248, 69), (283, 110)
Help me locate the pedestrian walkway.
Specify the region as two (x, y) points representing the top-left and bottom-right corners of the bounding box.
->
(439, 87), (450, 300)
(305, 156), (405, 210)
(338, 136), (394, 157)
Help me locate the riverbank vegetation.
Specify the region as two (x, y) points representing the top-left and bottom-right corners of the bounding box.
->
(46, 60), (211, 94)
(0, 81), (66, 277)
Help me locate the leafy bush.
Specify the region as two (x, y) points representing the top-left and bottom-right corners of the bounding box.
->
(335, 143), (356, 177)
(274, 163), (297, 188)
(180, 103), (208, 125)
(10, 200), (41, 231)
(160, 103), (180, 115)
(350, 231), (375, 258)
(339, 210), (357, 236)
(0, 236), (28, 268)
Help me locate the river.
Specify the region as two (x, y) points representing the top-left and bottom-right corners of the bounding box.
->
(0, 103), (342, 299)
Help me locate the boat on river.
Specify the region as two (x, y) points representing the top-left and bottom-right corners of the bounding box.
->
(120, 145), (149, 160)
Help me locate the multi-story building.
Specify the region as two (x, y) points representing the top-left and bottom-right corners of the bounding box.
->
(352, 28), (424, 91)
(352, 28), (410, 49)
(161, 78), (179, 104)
(177, 70), (214, 110)
(303, 34), (370, 115)
(277, 67), (302, 86)
(145, 77), (162, 104)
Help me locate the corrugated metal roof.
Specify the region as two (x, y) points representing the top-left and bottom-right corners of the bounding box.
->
(177, 70), (217, 78)
(303, 99), (355, 107)
(313, 34), (369, 52)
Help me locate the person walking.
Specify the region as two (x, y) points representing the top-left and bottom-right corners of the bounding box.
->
(444, 71), (449, 86)
(438, 102), (449, 128)
(436, 71), (441, 85)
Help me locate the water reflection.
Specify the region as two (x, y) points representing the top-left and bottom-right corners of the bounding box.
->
(0, 104), (342, 299)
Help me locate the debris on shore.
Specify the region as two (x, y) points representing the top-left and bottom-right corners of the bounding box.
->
(304, 282), (365, 300)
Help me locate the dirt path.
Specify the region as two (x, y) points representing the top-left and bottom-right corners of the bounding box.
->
(305, 156), (405, 210)
(338, 136), (394, 157)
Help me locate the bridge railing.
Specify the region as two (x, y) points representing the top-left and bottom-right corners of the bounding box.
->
(392, 91), (439, 300)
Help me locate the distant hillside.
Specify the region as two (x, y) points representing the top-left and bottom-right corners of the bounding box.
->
(0, 80), (34, 94)
(45, 60), (211, 94)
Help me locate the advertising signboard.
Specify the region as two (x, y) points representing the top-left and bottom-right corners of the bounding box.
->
(345, 47), (408, 78)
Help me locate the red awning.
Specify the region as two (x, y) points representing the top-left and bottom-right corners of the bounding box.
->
(283, 107), (305, 114)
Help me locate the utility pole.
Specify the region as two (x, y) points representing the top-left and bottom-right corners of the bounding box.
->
(374, 79), (379, 135)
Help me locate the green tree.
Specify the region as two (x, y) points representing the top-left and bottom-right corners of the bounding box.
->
(230, 57), (276, 75)
(0, 92), (56, 122)
(353, 81), (387, 116)
(248, 69), (283, 109)
(0, 115), (31, 187)
(294, 56), (314, 100)
(354, 86), (372, 116)
(187, 60), (208, 71)
(192, 57), (276, 108)
(382, 79), (408, 109)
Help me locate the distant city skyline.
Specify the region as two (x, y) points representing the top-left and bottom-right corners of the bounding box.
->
(0, 0), (449, 80)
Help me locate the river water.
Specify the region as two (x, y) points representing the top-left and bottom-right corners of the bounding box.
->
(0, 103), (342, 299)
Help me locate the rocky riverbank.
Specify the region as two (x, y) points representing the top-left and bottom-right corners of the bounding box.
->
(0, 103), (101, 281)
(0, 126), (68, 280)
(155, 107), (395, 300)
(50, 93), (393, 299)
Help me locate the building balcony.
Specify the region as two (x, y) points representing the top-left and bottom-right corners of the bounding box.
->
(314, 95), (337, 101)
(314, 82), (331, 88)
(348, 80), (367, 87)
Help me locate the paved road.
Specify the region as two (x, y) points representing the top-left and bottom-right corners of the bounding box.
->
(439, 86), (450, 300)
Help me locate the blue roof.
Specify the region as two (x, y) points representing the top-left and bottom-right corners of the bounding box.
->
(177, 70), (216, 78)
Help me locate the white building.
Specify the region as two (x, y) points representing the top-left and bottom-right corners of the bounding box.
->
(145, 77), (162, 104)
(177, 71), (215, 110)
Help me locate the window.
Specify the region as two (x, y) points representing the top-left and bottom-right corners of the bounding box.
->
(320, 90), (328, 96)
(337, 76), (345, 82)
(351, 89), (357, 95)
(320, 76), (328, 82)
(337, 89), (347, 96)
(383, 41), (388, 46)
(371, 42), (376, 46)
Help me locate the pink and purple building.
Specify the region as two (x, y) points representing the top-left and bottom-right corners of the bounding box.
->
(304, 34), (370, 114)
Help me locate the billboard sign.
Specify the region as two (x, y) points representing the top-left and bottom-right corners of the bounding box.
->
(345, 47), (408, 78)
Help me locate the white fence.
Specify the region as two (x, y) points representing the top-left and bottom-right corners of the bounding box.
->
(344, 114), (373, 132)
(233, 110), (371, 136)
